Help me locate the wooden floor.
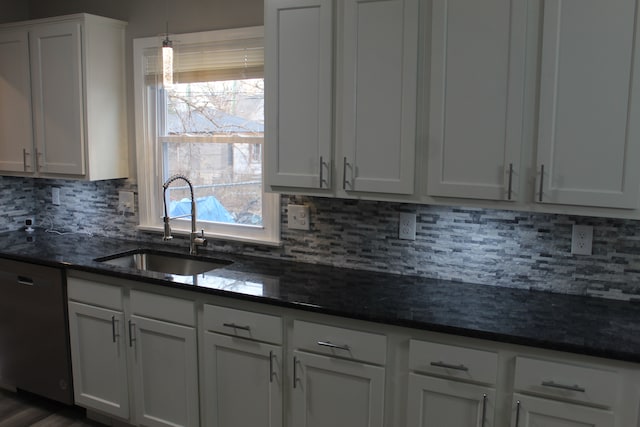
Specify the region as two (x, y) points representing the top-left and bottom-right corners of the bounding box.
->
(0, 389), (103, 427)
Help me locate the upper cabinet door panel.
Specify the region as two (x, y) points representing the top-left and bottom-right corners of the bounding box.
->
(30, 21), (85, 176)
(341, 0), (419, 195)
(537, 0), (640, 208)
(427, 0), (527, 201)
(0, 30), (33, 173)
(265, 0), (333, 189)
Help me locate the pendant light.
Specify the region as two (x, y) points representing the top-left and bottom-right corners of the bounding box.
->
(162, 0), (173, 87)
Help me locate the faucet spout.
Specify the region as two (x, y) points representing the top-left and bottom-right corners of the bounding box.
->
(162, 174), (208, 255)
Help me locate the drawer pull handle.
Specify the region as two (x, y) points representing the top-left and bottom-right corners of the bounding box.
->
(541, 380), (585, 393)
(317, 341), (351, 351)
(223, 322), (251, 332)
(17, 276), (34, 286)
(430, 361), (469, 371)
(538, 164), (544, 202)
(515, 400), (521, 427)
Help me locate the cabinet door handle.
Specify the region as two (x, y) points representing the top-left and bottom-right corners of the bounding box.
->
(481, 393), (487, 427)
(128, 320), (135, 347)
(35, 149), (43, 172)
(269, 351), (275, 383)
(293, 356), (298, 389)
(222, 322), (251, 332)
(507, 163), (513, 200)
(514, 400), (521, 427)
(541, 380), (585, 393)
(17, 276), (34, 286)
(430, 361), (469, 371)
(342, 157), (350, 190)
(538, 164), (544, 202)
(23, 149), (30, 171)
(111, 316), (119, 343)
(317, 341), (351, 351)
(319, 156), (326, 188)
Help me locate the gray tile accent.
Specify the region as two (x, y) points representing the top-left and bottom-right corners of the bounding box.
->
(2, 176), (640, 299)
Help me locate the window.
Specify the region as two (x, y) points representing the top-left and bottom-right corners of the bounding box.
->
(133, 27), (279, 245)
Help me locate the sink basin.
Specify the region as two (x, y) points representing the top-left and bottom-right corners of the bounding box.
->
(96, 249), (233, 275)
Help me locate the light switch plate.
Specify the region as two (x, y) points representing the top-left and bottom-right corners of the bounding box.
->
(288, 204), (310, 230)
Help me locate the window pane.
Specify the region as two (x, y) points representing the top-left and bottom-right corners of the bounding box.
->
(161, 79), (264, 226)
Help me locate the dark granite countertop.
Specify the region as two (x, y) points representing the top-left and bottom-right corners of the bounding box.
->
(1, 230), (639, 364)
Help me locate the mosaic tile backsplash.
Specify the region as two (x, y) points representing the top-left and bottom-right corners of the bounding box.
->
(3, 176), (640, 299)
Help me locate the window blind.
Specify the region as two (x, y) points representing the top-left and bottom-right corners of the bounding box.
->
(144, 36), (264, 84)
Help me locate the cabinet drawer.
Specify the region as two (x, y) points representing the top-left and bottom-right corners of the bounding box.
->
(203, 304), (282, 344)
(67, 277), (123, 310)
(292, 320), (386, 365)
(130, 290), (195, 326)
(514, 357), (619, 408)
(409, 340), (498, 385)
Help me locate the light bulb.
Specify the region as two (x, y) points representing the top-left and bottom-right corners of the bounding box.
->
(162, 38), (173, 87)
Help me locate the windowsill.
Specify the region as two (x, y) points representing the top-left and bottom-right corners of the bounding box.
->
(136, 224), (283, 248)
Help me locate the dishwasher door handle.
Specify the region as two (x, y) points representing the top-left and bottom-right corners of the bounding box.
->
(17, 276), (34, 286)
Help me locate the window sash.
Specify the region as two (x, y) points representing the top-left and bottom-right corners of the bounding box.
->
(132, 26), (280, 246)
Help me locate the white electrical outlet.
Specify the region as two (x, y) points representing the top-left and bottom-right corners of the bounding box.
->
(287, 204), (310, 230)
(52, 187), (60, 206)
(118, 191), (135, 213)
(399, 212), (416, 240)
(571, 224), (593, 255)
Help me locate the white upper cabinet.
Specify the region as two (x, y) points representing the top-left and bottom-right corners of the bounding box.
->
(0, 29), (33, 173)
(426, 0), (527, 201)
(265, 0), (333, 190)
(536, 0), (640, 209)
(0, 14), (128, 180)
(338, 0), (419, 195)
(265, 0), (419, 196)
(30, 21), (85, 176)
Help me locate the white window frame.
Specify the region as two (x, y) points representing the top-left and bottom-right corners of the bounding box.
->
(133, 26), (280, 246)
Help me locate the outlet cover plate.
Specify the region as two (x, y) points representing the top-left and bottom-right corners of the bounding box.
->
(118, 191), (135, 213)
(571, 224), (593, 255)
(399, 212), (416, 240)
(288, 204), (310, 230)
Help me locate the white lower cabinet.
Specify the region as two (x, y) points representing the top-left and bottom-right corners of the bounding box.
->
(130, 315), (198, 427)
(201, 304), (283, 427)
(511, 394), (614, 427)
(67, 301), (129, 419)
(407, 340), (498, 427)
(67, 277), (199, 427)
(407, 374), (495, 427)
(291, 320), (387, 427)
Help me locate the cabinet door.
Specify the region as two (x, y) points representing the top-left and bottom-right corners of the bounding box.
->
(511, 394), (614, 427)
(203, 332), (283, 427)
(407, 374), (495, 427)
(426, 0), (527, 201)
(292, 350), (385, 427)
(29, 20), (85, 176)
(536, 0), (640, 208)
(265, 0), (333, 190)
(67, 301), (129, 419)
(339, 0), (418, 195)
(130, 315), (199, 427)
(0, 29), (33, 173)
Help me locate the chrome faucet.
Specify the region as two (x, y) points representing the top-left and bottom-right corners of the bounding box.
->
(162, 174), (207, 255)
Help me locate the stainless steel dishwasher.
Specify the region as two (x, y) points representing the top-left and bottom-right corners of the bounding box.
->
(0, 258), (73, 404)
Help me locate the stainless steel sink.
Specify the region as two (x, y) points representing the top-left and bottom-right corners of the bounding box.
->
(96, 249), (232, 275)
